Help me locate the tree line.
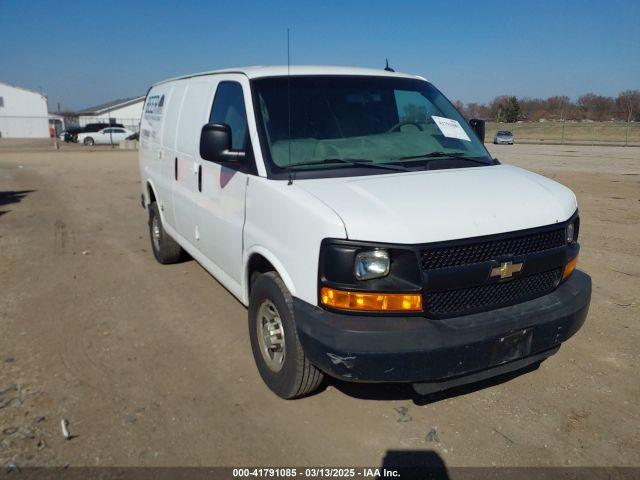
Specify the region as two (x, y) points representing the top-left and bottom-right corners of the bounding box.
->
(453, 90), (640, 123)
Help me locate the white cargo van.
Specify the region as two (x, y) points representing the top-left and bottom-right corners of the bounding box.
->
(138, 66), (590, 399)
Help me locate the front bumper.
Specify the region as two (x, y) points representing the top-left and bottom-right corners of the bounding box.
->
(294, 270), (590, 385)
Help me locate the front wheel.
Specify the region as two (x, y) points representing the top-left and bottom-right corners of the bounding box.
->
(249, 272), (324, 399)
(84, 137), (94, 146)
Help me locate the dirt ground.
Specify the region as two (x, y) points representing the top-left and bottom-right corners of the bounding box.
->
(1, 143), (639, 469)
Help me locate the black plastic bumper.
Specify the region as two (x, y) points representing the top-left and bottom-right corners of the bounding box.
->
(294, 270), (591, 385)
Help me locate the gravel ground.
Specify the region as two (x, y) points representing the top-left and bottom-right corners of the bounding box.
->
(0, 143), (639, 469)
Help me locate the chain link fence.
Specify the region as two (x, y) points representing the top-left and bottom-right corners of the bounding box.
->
(485, 121), (640, 146)
(0, 115), (140, 151)
(2, 116), (639, 150)
(0, 115), (140, 137)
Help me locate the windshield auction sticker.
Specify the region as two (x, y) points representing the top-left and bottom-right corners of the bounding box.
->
(432, 116), (471, 141)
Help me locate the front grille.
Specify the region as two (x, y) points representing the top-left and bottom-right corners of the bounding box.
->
(421, 228), (566, 270)
(425, 269), (562, 317)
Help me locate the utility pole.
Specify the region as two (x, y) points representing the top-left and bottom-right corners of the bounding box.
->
(108, 109), (114, 148)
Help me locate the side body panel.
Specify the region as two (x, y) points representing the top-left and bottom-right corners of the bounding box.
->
(197, 74), (249, 288)
(243, 178), (346, 306)
(158, 82), (184, 227)
(139, 81), (182, 227)
(172, 80), (214, 243)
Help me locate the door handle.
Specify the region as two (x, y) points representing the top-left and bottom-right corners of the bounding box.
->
(174, 157), (178, 180)
(198, 164), (202, 192)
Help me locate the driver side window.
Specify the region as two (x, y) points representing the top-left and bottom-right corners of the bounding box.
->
(209, 82), (248, 150)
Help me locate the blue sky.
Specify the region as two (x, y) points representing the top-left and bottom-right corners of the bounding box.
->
(1, 0), (638, 110)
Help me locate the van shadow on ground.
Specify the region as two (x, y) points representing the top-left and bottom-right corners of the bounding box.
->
(379, 449), (449, 480)
(326, 361), (542, 406)
(0, 190), (35, 217)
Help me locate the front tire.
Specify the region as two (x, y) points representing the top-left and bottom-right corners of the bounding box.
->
(249, 272), (324, 399)
(148, 202), (183, 264)
(84, 137), (94, 146)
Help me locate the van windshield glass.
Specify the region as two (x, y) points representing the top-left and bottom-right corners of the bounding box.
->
(252, 75), (492, 176)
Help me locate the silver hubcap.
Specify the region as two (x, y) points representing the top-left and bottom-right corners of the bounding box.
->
(257, 299), (286, 372)
(151, 215), (161, 251)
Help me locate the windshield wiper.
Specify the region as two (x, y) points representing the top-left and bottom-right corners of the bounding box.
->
(287, 158), (409, 172)
(397, 151), (491, 165)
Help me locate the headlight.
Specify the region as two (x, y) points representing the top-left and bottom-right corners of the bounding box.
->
(354, 249), (390, 280)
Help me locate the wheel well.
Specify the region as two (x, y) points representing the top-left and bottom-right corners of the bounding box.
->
(146, 183), (156, 205)
(247, 254), (276, 293)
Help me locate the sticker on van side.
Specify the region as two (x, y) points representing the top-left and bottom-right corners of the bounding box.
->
(432, 116), (471, 142)
(144, 94), (165, 120)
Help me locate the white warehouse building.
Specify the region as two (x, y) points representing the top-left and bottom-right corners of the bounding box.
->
(77, 96), (145, 132)
(0, 82), (50, 138)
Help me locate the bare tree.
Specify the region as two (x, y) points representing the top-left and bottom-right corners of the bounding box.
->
(577, 93), (616, 121)
(617, 90), (640, 122)
(465, 102), (481, 119)
(617, 90), (640, 145)
(453, 100), (465, 117)
(465, 91), (636, 124)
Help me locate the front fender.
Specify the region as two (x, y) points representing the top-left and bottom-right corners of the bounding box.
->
(242, 245), (297, 305)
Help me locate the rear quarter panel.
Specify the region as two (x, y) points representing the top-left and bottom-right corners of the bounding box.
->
(139, 81), (185, 227)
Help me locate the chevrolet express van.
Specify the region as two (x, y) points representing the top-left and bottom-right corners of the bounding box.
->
(138, 66), (591, 399)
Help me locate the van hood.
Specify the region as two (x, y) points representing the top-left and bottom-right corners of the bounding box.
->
(295, 165), (577, 244)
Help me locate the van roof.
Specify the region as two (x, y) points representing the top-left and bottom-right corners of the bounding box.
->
(152, 65), (426, 87)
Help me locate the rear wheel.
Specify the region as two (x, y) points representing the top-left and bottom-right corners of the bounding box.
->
(249, 272), (324, 399)
(148, 202), (183, 264)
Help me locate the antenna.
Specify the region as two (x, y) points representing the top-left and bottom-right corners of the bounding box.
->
(287, 28), (293, 185)
(384, 59), (395, 72)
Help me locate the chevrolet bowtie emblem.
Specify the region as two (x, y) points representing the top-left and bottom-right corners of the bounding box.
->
(490, 261), (523, 279)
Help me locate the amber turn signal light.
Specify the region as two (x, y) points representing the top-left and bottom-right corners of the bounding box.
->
(320, 287), (423, 312)
(563, 254), (579, 280)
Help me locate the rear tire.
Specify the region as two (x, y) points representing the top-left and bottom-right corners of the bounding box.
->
(148, 202), (183, 264)
(84, 137), (94, 146)
(249, 272), (324, 399)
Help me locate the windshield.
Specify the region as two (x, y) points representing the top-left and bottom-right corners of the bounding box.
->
(251, 75), (492, 177)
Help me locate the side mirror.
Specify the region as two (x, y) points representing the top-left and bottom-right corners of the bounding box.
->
(469, 119), (485, 143)
(199, 123), (245, 162)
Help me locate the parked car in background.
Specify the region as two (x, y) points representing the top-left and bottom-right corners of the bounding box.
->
(83, 122), (125, 132)
(77, 127), (133, 145)
(494, 130), (514, 144)
(64, 122), (124, 142)
(63, 126), (83, 142)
